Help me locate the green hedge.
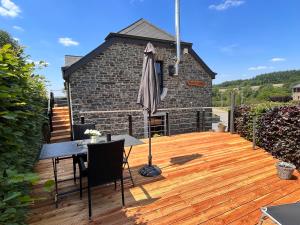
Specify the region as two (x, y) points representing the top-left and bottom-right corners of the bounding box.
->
(0, 44), (47, 224)
(234, 103), (285, 142)
(234, 103), (300, 167)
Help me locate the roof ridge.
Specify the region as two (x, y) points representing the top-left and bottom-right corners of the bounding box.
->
(117, 18), (144, 34)
(118, 18), (175, 41)
(141, 19), (174, 39)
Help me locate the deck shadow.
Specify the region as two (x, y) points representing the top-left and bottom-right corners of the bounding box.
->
(170, 153), (203, 165)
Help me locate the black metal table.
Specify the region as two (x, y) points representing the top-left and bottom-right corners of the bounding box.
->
(39, 134), (144, 207)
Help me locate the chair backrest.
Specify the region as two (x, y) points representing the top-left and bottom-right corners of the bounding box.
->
(87, 139), (125, 187)
(72, 124), (95, 140)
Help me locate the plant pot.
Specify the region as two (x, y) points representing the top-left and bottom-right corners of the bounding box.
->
(276, 161), (296, 180)
(90, 136), (98, 143)
(217, 125), (226, 132)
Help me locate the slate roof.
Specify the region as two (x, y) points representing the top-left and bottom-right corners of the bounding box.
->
(118, 18), (175, 41)
(293, 84), (300, 88)
(64, 55), (82, 67)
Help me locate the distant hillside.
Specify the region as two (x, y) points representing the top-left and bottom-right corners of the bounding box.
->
(213, 70), (300, 106)
(215, 70), (300, 88)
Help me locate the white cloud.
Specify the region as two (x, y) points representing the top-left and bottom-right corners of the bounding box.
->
(209, 0), (245, 11)
(13, 36), (19, 41)
(248, 66), (274, 71)
(58, 37), (79, 47)
(13, 25), (24, 31)
(0, 0), (21, 17)
(270, 57), (286, 62)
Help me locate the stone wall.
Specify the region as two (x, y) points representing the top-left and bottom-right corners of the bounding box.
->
(68, 38), (213, 137)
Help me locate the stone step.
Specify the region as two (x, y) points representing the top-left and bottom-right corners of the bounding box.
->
(52, 120), (70, 126)
(52, 115), (70, 121)
(52, 111), (69, 117)
(52, 106), (69, 112)
(53, 124), (70, 131)
(51, 129), (71, 137)
(54, 103), (68, 107)
(50, 134), (71, 143)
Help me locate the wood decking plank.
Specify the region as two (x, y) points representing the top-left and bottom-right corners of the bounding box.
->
(28, 132), (300, 225)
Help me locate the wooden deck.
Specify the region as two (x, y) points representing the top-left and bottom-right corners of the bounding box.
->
(28, 132), (300, 225)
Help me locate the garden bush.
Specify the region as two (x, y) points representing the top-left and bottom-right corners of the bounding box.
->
(258, 105), (300, 167)
(0, 43), (47, 224)
(234, 102), (284, 142)
(234, 103), (300, 168)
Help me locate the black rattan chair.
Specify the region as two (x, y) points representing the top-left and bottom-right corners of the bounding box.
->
(72, 123), (95, 183)
(259, 203), (300, 225)
(78, 139), (125, 219)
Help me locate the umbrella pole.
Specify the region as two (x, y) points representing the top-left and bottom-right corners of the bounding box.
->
(138, 109), (161, 177)
(148, 110), (152, 166)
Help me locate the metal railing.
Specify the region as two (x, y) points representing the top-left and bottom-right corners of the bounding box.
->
(47, 92), (54, 132)
(78, 107), (230, 139)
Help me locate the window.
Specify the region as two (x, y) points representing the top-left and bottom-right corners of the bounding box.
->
(155, 61), (163, 94)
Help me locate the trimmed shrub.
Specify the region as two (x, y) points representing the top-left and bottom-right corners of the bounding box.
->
(234, 105), (252, 140)
(234, 103), (300, 168)
(258, 105), (300, 167)
(0, 44), (47, 224)
(234, 102), (284, 142)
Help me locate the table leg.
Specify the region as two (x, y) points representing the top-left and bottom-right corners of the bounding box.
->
(123, 146), (134, 187)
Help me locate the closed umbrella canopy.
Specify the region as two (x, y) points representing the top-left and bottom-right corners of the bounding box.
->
(137, 42), (160, 115)
(137, 42), (162, 177)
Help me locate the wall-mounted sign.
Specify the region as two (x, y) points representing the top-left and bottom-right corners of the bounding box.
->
(186, 80), (206, 87)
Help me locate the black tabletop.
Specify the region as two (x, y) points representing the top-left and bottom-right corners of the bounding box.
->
(39, 134), (144, 160)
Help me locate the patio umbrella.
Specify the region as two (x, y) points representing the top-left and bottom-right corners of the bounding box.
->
(137, 42), (162, 177)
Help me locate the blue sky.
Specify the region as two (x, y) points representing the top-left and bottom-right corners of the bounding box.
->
(1, 0), (299, 95)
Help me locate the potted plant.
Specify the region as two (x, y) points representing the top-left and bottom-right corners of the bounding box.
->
(276, 161), (296, 180)
(84, 129), (101, 143)
(217, 122), (226, 132)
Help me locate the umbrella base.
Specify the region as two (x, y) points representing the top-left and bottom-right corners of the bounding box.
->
(139, 165), (162, 177)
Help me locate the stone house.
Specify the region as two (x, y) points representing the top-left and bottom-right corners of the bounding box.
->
(62, 19), (216, 138)
(292, 84), (300, 101)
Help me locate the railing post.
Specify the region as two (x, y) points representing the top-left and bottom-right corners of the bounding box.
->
(166, 112), (170, 136)
(252, 116), (257, 150)
(80, 116), (85, 124)
(50, 92), (54, 107)
(230, 92), (236, 134)
(201, 109), (205, 131)
(196, 111), (200, 132)
(227, 109), (231, 132)
(49, 92), (54, 132)
(128, 115), (133, 136)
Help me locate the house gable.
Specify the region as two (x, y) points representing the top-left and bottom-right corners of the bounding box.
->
(62, 19), (216, 80)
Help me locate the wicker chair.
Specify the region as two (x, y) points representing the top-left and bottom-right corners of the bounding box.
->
(72, 123), (95, 183)
(78, 140), (125, 219)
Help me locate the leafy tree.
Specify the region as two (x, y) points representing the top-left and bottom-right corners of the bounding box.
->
(0, 30), (20, 49)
